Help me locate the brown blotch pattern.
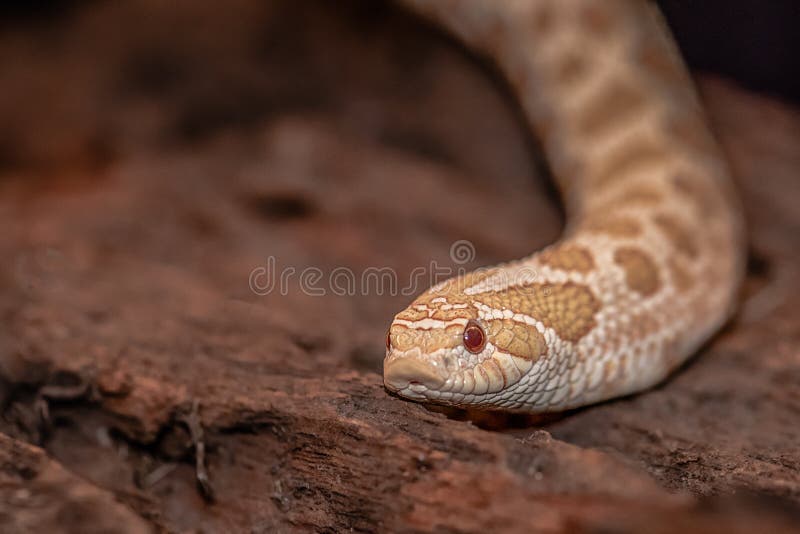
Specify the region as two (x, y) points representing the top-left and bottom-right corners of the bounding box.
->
(669, 257), (694, 292)
(589, 138), (670, 190)
(671, 173), (723, 215)
(539, 244), (595, 273)
(614, 247), (661, 296)
(578, 2), (616, 36)
(665, 113), (719, 156)
(626, 309), (661, 342)
(583, 216), (643, 238)
(476, 282), (601, 343)
(487, 319), (547, 361)
(621, 186), (663, 205)
(577, 80), (648, 138)
(653, 213), (698, 258)
(531, 4), (556, 34)
(595, 185), (663, 211)
(554, 50), (589, 87)
(634, 31), (690, 88)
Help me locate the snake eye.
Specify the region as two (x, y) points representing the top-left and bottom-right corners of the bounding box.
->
(463, 320), (486, 353)
(386, 330), (392, 351)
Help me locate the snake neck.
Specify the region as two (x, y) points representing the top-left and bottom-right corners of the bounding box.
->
(385, 0), (745, 412)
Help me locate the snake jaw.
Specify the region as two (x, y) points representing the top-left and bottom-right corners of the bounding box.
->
(383, 353), (447, 394)
(383, 339), (534, 408)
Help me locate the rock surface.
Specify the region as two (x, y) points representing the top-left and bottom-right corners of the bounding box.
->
(1, 1), (799, 532)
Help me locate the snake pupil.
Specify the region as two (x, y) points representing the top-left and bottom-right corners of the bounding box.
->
(463, 321), (486, 353)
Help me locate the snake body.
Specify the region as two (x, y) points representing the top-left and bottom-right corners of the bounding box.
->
(383, 0), (745, 412)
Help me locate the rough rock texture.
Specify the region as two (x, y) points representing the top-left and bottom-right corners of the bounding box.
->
(1, 1), (799, 532)
(0, 434), (151, 534)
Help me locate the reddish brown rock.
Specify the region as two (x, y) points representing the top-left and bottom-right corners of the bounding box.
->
(0, 433), (152, 534)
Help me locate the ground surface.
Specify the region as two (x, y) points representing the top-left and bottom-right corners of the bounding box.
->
(1, 1), (799, 532)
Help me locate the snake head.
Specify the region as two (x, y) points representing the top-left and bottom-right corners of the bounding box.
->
(383, 279), (540, 408)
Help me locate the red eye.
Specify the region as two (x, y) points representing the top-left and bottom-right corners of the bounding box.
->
(386, 330), (392, 350)
(463, 320), (486, 353)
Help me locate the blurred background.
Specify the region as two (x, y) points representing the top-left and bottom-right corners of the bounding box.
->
(0, 0), (798, 176)
(658, 0), (799, 103)
(3, 0), (799, 99)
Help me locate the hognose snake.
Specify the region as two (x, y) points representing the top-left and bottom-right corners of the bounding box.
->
(382, 0), (745, 412)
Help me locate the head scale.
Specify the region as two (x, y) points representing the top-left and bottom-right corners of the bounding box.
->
(383, 276), (542, 409)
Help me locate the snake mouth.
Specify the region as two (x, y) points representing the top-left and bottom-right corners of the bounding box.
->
(383, 355), (446, 395)
(384, 345), (534, 405)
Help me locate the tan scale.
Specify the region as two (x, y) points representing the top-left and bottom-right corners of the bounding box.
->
(538, 244), (595, 273)
(383, 0), (745, 412)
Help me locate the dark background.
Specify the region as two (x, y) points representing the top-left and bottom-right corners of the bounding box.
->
(658, 0), (800, 103)
(2, 0), (799, 103)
